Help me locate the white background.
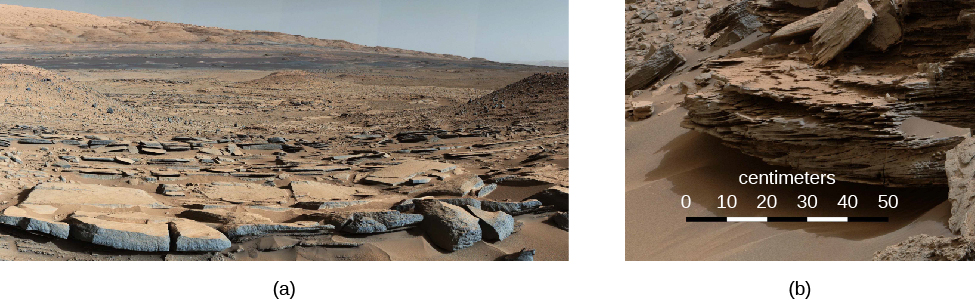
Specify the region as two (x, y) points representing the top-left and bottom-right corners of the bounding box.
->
(0, 1), (965, 299)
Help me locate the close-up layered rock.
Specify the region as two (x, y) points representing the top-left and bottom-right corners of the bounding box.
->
(626, 0), (975, 260)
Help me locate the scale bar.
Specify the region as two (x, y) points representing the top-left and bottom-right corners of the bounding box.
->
(687, 217), (887, 223)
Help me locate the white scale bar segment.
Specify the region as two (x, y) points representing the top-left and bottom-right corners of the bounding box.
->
(727, 217), (768, 222)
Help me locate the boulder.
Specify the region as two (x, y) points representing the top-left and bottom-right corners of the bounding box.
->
(810, 0), (876, 66)
(551, 212), (569, 231)
(465, 205), (514, 241)
(624, 44), (685, 93)
(414, 199), (482, 251)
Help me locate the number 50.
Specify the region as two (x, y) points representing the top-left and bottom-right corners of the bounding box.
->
(879, 195), (898, 208)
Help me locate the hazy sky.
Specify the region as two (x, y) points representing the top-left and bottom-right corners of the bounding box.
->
(6, 0), (568, 62)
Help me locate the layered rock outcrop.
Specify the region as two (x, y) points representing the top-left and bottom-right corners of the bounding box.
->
(681, 0), (975, 187)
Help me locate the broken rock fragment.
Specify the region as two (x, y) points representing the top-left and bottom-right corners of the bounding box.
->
(414, 199), (482, 251)
(170, 219), (232, 252)
(551, 212), (569, 231)
(704, 0), (762, 48)
(857, 0), (901, 51)
(624, 44), (685, 94)
(810, 0), (876, 66)
(498, 248), (536, 261)
(465, 205), (514, 241)
(873, 234), (975, 261)
(770, 6), (836, 41)
(946, 136), (975, 236)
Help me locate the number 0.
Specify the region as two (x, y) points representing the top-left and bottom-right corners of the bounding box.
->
(681, 195), (691, 208)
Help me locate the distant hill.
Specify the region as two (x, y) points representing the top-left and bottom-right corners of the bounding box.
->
(0, 4), (467, 60)
(503, 60), (569, 68)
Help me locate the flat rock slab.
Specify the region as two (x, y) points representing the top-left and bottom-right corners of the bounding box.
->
(363, 160), (457, 186)
(240, 143), (283, 150)
(481, 199), (543, 215)
(323, 210), (424, 234)
(24, 182), (168, 208)
(19, 138), (54, 144)
(408, 174), (483, 198)
(200, 182), (290, 204)
(68, 216), (171, 252)
(0, 206), (70, 239)
(811, 0), (876, 66)
(415, 199), (482, 252)
(220, 221), (334, 241)
(140, 148), (166, 155)
(290, 180), (376, 202)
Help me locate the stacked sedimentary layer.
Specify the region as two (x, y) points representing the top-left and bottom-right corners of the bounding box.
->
(682, 0), (975, 187)
(683, 57), (964, 186)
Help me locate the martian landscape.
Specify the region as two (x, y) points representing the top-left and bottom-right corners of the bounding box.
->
(626, 0), (975, 260)
(0, 4), (568, 261)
